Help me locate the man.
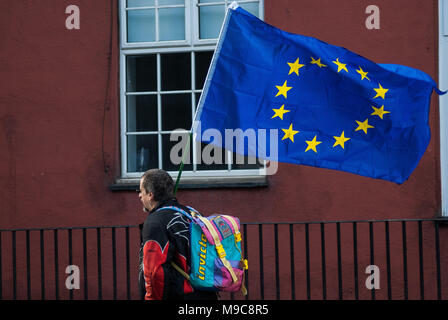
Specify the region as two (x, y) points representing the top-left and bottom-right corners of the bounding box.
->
(138, 169), (218, 300)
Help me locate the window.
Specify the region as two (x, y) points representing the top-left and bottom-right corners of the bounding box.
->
(119, 0), (266, 185)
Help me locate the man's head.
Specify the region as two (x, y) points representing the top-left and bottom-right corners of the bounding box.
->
(139, 169), (175, 212)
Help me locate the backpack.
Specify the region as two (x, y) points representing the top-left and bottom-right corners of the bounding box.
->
(157, 205), (248, 295)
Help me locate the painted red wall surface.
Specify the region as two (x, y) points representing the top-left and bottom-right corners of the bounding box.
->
(0, 0), (446, 300)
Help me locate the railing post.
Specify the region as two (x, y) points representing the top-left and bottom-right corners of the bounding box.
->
(83, 228), (88, 300)
(353, 222), (358, 300)
(336, 222), (342, 300)
(54, 229), (59, 300)
(97, 228), (102, 300)
(289, 224), (295, 300)
(40, 230), (45, 300)
(126, 227), (131, 300)
(418, 221), (424, 300)
(12, 230), (16, 300)
(112, 227), (117, 300)
(26, 230), (31, 300)
(435, 221), (441, 300)
(258, 224), (264, 300)
(68, 229), (73, 300)
(274, 224), (280, 300)
(305, 223), (311, 300)
(402, 221), (408, 300)
(369, 222), (375, 300)
(320, 223), (326, 300)
(385, 221), (392, 300)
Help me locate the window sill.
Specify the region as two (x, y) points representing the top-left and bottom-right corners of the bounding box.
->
(109, 175), (268, 191)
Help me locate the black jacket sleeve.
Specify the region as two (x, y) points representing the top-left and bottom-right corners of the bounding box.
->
(140, 214), (174, 300)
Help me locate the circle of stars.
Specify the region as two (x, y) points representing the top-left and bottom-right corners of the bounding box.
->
(272, 56), (391, 153)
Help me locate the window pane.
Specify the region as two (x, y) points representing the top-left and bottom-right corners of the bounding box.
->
(127, 0), (155, 7)
(162, 133), (193, 171)
(195, 51), (213, 89)
(127, 9), (155, 42)
(195, 93), (201, 111)
(239, 2), (259, 17)
(159, 7), (185, 41)
(127, 55), (157, 92)
(199, 0), (224, 3)
(199, 5), (225, 39)
(161, 53), (191, 90)
(127, 95), (158, 132)
(159, 0), (184, 5)
(161, 94), (192, 131)
(127, 135), (159, 172)
(196, 142), (228, 171)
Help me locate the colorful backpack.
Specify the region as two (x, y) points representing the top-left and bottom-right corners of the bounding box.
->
(158, 206), (248, 295)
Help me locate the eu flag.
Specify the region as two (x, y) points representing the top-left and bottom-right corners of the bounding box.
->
(194, 5), (444, 184)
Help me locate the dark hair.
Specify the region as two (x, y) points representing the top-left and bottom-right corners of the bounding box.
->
(141, 169), (174, 202)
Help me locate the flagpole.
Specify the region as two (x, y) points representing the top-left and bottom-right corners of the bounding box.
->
(173, 132), (191, 195)
(173, 2), (238, 195)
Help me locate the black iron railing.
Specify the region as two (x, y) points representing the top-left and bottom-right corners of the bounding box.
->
(0, 225), (139, 300)
(0, 218), (446, 300)
(236, 218), (445, 300)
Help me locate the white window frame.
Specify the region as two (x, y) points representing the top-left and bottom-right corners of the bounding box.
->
(192, 0), (263, 46)
(118, 0), (266, 184)
(439, 0), (448, 217)
(120, 0), (192, 49)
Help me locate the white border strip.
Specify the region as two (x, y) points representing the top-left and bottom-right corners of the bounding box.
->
(439, 0), (448, 216)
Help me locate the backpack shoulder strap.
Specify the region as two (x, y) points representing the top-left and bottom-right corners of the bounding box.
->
(156, 205), (194, 220)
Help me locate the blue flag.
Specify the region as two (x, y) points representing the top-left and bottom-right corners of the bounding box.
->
(194, 5), (445, 184)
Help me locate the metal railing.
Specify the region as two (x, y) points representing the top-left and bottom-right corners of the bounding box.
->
(0, 218), (446, 300)
(0, 225), (140, 300)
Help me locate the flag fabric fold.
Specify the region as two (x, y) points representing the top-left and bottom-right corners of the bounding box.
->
(194, 5), (445, 184)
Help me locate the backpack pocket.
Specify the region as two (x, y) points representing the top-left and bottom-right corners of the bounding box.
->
(214, 258), (244, 292)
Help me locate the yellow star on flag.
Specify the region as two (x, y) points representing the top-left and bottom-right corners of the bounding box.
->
(272, 104), (291, 120)
(371, 105), (390, 119)
(281, 123), (299, 142)
(275, 80), (292, 98)
(332, 58), (348, 73)
(310, 57), (327, 68)
(373, 83), (389, 99)
(305, 135), (322, 153)
(333, 131), (351, 149)
(355, 119), (374, 134)
(356, 66), (370, 81)
(287, 58), (305, 76)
